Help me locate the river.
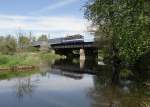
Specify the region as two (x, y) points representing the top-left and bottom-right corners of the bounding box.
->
(0, 58), (149, 107)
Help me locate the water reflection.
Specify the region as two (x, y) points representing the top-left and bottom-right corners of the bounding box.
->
(51, 58), (150, 107)
(15, 77), (36, 100)
(90, 76), (150, 107)
(0, 58), (149, 107)
(52, 58), (98, 74)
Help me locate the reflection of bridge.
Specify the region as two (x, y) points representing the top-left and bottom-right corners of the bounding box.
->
(49, 57), (109, 80)
(51, 68), (84, 80)
(50, 59), (98, 80)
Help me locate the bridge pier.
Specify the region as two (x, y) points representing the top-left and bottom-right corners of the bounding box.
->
(80, 48), (85, 60)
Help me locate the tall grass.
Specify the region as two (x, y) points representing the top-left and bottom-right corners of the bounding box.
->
(0, 52), (62, 67)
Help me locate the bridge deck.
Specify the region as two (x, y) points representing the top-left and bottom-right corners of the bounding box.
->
(51, 42), (97, 49)
(32, 40), (99, 49)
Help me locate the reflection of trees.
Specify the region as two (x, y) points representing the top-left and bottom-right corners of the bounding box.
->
(15, 77), (36, 99)
(90, 66), (150, 107)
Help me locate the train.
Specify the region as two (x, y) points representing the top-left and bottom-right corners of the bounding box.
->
(48, 34), (84, 45)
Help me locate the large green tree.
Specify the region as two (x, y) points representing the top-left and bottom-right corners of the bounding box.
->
(85, 0), (150, 64)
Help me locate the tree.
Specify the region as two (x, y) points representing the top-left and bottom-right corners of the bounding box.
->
(0, 35), (17, 54)
(18, 36), (30, 50)
(31, 36), (36, 42)
(6, 35), (17, 54)
(38, 35), (48, 41)
(85, 0), (150, 65)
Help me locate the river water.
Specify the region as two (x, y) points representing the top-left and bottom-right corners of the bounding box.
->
(0, 59), (149, 107)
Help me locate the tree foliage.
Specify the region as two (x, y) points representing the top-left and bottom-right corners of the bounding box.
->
(85, 0), (150, 64)
(18, 36), (30, 49)
(38, 35), (48, 41)
(0, 35), (17, 54)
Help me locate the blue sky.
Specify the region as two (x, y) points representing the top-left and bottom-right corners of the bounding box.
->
(0, 0), (86, 17)
(0, 0), (93, 41)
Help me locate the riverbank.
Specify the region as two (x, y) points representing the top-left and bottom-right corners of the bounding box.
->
(0, 70), (38, 80)
(0, 52), (63, 71)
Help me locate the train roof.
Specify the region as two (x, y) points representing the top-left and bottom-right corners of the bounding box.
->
(64, 34), (83, 39)
(66, 34), (83, 37)
(48, 34), (83, 40)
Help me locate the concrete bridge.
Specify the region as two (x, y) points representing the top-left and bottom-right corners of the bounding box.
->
(50, 41), (98, 60)
(32, 37), (98, 60)
(51, 42), (96, 49)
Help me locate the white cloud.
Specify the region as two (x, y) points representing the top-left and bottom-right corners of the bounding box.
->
(31, 0), (78, 14)
(0, 15), (88, 34)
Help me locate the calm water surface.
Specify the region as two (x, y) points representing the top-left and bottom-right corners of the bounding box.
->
(0, 59), (149, 107)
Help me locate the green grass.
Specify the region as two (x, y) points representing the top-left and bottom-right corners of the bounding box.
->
(0, 53), (39, 67)
(0, 52), (63, 67)
(0, 52), (63, 80)
(39, 52), (64, 62)
(0, 70), (38, 80)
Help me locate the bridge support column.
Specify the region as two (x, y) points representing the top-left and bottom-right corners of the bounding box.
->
(80, 48), (85, 60)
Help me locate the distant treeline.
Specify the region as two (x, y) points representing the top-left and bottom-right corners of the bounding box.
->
(0, 33), (48, 54)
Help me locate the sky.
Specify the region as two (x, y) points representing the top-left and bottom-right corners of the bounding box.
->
(0, 0), (93, 41)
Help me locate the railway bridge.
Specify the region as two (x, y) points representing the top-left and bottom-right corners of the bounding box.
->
(51, 41), (98, 60)
(32, 35), (98, 60)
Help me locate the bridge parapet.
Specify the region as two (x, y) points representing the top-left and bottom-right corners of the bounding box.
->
(51, 42), (97, 49)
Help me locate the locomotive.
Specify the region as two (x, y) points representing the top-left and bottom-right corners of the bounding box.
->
(49, 34), (84, 45)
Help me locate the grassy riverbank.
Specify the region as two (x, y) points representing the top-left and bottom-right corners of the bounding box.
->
(0, 52), (63, 68)
(0, 52), (64, 80)
(0, 70), (38, 80)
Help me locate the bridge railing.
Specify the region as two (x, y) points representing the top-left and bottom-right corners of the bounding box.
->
(51, 42), (96, 49)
